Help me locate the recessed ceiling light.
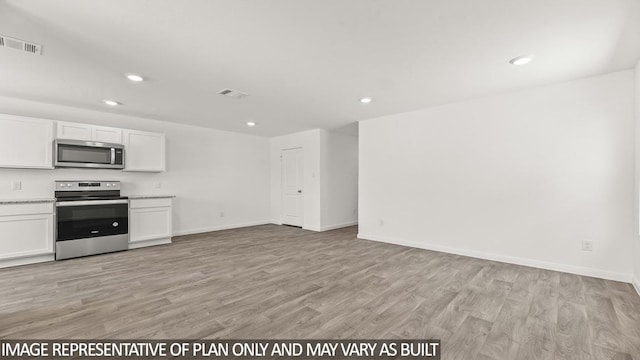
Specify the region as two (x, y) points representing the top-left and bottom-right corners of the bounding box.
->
(103, 99), (121, 106)
(246, 121), (256, 127)
(125, 73), (144, 82)
(509, 55), (534, 65)
(360, 97), (373, 104)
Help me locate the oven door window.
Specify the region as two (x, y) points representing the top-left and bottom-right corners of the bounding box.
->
(57, 204), (128, 241)
(58, 144), (112, 165)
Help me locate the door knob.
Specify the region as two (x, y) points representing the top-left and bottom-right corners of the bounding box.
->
(297, 190), (302, 193)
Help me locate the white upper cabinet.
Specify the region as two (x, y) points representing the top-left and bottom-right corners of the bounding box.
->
(57, 121), (122, 144)
(123, 129), (166, 172)
(0, 114), (54, 169)
(0, 115), (164, 171)
(56, 121), (92, 141)
(92, 125), (122, 144)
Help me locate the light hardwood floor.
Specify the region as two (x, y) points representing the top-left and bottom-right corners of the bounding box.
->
(1, 225), (639, 359)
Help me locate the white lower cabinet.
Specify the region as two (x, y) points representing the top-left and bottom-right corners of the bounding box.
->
(0, 202), (55, 268)
(129, 198), (173, 249)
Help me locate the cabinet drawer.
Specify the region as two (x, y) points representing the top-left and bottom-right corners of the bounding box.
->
(0, 203), (54, 217)
(129, 198), (172, 209)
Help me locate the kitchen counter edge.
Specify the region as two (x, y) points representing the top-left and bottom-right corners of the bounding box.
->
(127, 195), (176, 200)
(0, 198), (56, 205)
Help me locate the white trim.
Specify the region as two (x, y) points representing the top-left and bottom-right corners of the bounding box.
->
(320, 221), (358, 232)
(173, 220), (271, 237)
(128, 238), (172, 249)
(633, 277), (640, 297)
(303, 225), (322, 232)
(358, 233), (633, 283)
(0, 254), (54, 268)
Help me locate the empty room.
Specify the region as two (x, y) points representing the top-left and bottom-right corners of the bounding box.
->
(1, 0), (640, 359)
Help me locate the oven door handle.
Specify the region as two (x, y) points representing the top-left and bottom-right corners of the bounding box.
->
(56, 199), (129, 207)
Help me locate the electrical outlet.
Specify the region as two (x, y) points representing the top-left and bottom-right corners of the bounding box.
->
(12, 181), (22, 191)
(154, 181), (162, 189)
(220, 212), (225, 218)
(379, 219), (384, 227)
(582, 240), (593, 251)
(353, 209), (357, 215)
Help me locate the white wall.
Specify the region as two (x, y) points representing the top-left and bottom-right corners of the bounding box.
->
(320, 131), (358, 230)
(0, 96), (271, 235)
(359, 70), (635, 282)
(270, 129), (322, 231)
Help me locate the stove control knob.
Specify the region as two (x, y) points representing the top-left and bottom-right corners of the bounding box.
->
(112, 222), (119, 227)
(59, 184), (65, 187)
(67, 183), (72, 187)
(112, 183), (117, 187)
(106, 184), (111, 187)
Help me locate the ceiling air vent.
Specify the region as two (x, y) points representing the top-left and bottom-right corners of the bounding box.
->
(217, 88), (248, 99)
(0, 34), (42, 55)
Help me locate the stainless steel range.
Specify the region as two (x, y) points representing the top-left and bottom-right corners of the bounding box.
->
(55, 181), (129, 260)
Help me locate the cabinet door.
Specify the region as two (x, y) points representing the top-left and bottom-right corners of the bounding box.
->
(0, 114), (54, 169)
(92, 125), (122, 144)
(0, 213), (54, 260)
(123, 130), (166, 172)
(57, 121), (92, 141)
(130, 207), (172, 243)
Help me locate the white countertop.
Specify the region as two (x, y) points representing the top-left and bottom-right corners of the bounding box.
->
(0, 196), (175, 204)
(127, 195), (176, 200)
(0, 198), (56, 205)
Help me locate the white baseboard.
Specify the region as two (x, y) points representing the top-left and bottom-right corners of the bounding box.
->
(358, 233), (633, 283)
(303, 225), (322, 232)
(129, 238), (172, 249)
(633, 277), (640, 297)
(173, 220), (271, 237)
(0, 254), (54, 269)
(273, 221), (357, 232)
(320, 221), (358, 232)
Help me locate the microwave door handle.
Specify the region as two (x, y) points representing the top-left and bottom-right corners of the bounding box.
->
(111, 148), (116, 165)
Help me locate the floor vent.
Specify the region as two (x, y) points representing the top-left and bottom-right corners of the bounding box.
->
(217, 88), (248, 99)
(0, 34), (42, 55)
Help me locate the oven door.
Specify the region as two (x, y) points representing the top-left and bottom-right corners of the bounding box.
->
(56, 200), (129, 241)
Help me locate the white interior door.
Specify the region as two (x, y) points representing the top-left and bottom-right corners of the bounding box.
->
(282, 148), (303, 227)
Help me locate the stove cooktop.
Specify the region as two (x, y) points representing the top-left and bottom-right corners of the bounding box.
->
(54, 181), (125, 201)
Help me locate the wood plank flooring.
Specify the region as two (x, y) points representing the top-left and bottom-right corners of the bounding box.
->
(1, 224), (639, 359)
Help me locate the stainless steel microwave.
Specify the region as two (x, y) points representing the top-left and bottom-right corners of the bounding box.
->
(54, 139), (125, 169)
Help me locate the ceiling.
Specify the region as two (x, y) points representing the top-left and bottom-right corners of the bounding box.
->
(1, 0), (639, 137)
